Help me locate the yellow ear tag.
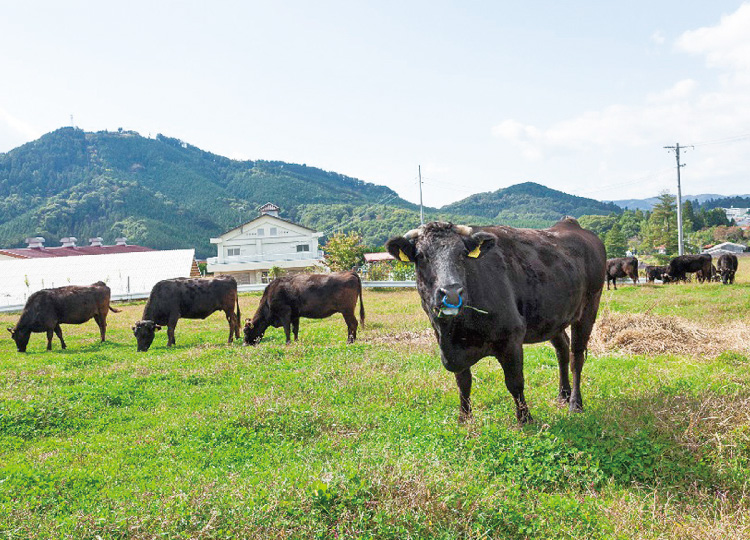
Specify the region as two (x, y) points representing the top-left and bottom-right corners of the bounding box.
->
(398, 249), (411, 262)
(468, 242), (482, 258)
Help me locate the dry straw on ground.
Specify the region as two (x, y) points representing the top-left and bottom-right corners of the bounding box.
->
(369, 312), (750, 360)
(589, 310), (750, 359)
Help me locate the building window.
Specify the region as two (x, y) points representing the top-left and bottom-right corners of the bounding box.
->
(261, 271), (269, 284)
(297, 244), (310, 252)
(227, 247), (240, 256)
(257, 228), (264, 236)
(270, 227), (277, 236)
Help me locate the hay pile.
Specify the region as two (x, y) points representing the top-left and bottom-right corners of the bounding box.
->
(589, 311), (750, 358)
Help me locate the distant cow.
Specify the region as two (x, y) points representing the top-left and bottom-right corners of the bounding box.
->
(665, 254), (712, 283)
(243, 271), (365, 345)
(132, 276), (240, 352)
(7, 281), (120, 352)
(645, 265), (671, 283)
(386, 218), (605, 424)
(695, 263), (720, 283)
(605, 257), (639, 290)
(717, 253), (739, 285)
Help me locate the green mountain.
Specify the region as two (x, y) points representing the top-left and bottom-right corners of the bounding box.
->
(0, 128), (416, 257)
(1, 129), (628, 258)
(441, 182), (622, 227)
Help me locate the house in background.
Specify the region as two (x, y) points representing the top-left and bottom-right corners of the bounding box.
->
(704, 241), (747, 255)
(206, 203), (324, 284)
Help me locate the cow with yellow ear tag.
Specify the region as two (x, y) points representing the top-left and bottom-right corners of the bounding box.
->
(386, 218), (606, 425)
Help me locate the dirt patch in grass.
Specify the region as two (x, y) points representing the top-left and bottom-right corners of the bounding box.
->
(365, 329), (436, 351)
(589, 311), (750, 359)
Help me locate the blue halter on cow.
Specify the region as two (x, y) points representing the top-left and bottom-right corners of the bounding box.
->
(386, 218), (606, 424)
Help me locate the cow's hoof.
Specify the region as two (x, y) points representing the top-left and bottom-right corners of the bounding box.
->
(569, 403), (584, 414)
(458, 412), (473, 424)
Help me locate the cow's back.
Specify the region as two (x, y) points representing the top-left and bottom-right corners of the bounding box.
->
(470, 219), (605, 342)
(145, 277), (237, 321)
(271, 272), (360, 319)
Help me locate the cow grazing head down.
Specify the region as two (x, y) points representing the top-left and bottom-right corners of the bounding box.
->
(243, 318), (261, 345)
(386, 222), (496, 317)
(7, 326), (31, 353)
(132, 320), (162, 352)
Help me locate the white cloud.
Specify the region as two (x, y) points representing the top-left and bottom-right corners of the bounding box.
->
(492, 4), (750, 158)
(675, 3), (750, 72)
(0, 106), (40, 143)
(651, 30), (666, 46)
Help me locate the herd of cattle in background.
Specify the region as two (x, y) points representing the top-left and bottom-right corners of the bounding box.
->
(3, 217), (743, 422)
(606, 252), (739, 289)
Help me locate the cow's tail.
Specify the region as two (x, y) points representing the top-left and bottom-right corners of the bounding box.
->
(358, 274), (365, 328)
(235, 294), (242, 337)
(109, 304), (122, 313)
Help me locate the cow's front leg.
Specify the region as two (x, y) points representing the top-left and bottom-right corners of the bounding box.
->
(455, 368), (473, 422)
(497, 344), (531, 424)
(167, 317), (178, 347)
(46, 329), (54, 350)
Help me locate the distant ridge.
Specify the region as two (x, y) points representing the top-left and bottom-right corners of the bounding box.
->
(611, 193), (750, 211)
(441, 182), (623, 228)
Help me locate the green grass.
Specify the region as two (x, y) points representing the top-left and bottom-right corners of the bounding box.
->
(1, 259), (749, 538)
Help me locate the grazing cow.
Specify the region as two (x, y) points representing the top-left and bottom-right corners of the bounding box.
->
(605, 257), (639, 290)
(717, 253), (739, 285)
(132, 275), (240, 352)
(696, 263), (720, 283)
(665, 254), (713, 283)
(645, 265), (671, 283)
(386, 218), (606, 424)
(243, 271), (365, 345)
(7, 281), (120, 352)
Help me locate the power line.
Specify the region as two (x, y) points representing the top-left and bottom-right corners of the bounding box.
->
(688, 132), (750, 148)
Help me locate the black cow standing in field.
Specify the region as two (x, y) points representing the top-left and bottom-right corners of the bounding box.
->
(605, 257), (639, 290)
(717, 253), (739, 285)
(7, 281), (120, 352)
(243, 271), (365, 345)
(665, 253), (713, 283)
(386, 218), (606, 424)
(645, 265), (671, 283)
(132, 276), (240, 352)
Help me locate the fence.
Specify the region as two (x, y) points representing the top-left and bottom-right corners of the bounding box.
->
(0, 280), (417, 313)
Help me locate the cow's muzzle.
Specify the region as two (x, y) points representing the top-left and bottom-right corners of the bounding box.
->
(436, 285), (464, 317)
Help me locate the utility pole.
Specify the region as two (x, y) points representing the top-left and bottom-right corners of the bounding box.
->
(663, 142), (691, 256)
(418, 165), (424, 225)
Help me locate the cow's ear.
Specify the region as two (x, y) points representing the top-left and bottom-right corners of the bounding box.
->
(464, 232), (496, 258)
(386, 237), (417, 263)
(6, 326), (13, 334)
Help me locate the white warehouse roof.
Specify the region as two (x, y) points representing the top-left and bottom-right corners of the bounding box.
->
(1, 249), (195, 310)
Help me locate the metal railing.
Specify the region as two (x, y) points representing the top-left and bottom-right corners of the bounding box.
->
(0, 281), (418, 313)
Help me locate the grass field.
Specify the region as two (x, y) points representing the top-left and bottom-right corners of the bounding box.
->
(1, 259), (749, 539)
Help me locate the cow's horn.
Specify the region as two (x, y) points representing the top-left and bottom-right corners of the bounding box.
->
(454, 225), (472, 236)
(6, 326), (13, 334)
(404, 226), (422, 240)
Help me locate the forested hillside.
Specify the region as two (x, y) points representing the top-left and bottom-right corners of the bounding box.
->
(0, 128), (415, 257)
(442, 182), (623, 227)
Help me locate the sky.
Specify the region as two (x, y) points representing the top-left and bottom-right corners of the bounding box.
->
(1, 1), (750, 208)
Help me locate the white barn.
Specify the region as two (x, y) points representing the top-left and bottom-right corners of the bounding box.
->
(0, 249), (196, 310)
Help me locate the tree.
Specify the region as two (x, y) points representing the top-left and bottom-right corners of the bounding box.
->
(604, 224), (627, 257)
(577, 215), (618, 240)
(323, 232), (366, 272)
(644, 193), (678, 255)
